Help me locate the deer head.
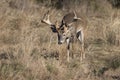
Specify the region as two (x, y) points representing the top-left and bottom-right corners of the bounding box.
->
(41, 11), (81, 44)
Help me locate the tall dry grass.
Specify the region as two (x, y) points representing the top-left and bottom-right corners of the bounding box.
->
(0, 0), (120, 80)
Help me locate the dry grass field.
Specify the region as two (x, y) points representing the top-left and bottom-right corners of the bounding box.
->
(0, 0), (120, 80)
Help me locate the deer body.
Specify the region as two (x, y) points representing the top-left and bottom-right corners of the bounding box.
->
(41, 11), (85, 62)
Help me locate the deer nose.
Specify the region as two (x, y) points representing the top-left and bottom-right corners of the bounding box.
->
(58, 41), (62, 44)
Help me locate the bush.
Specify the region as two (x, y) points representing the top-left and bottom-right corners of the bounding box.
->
(108, 0), (120, 8)
(106, 55), (120, 69)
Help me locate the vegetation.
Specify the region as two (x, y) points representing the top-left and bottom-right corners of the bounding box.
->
(0, 0), (120, 80)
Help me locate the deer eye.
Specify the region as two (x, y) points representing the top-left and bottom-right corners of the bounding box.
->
(63, 33), (65, 36)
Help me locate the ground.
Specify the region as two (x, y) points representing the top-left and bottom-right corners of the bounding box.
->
(0, 0), (120, 80)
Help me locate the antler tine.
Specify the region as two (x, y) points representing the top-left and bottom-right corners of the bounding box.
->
(47, 15), (50, 21)
(73, 11), (82, 20)
(74, 11), (77, 18)
(42, 10), (49, 19)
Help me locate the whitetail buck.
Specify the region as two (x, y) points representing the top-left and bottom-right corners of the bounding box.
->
(41, 11), (85, 62)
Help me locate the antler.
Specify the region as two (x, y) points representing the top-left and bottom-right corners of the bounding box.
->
(41, 11), (59, 33)
(73, 11), (82, 20)
(41, 11), (53, 25)
(62, 11), (82, 27)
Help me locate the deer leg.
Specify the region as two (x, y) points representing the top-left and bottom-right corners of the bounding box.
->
(76, 29), (85, 61)
(66, 38), (70, 62)
(81, 30), (85, 59)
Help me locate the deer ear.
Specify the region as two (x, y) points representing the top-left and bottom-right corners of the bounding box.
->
(49, 21), (59, 33)
(50, 25), (58, 33)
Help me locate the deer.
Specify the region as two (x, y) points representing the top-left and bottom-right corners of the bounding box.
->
(41, 11), (85, 62)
